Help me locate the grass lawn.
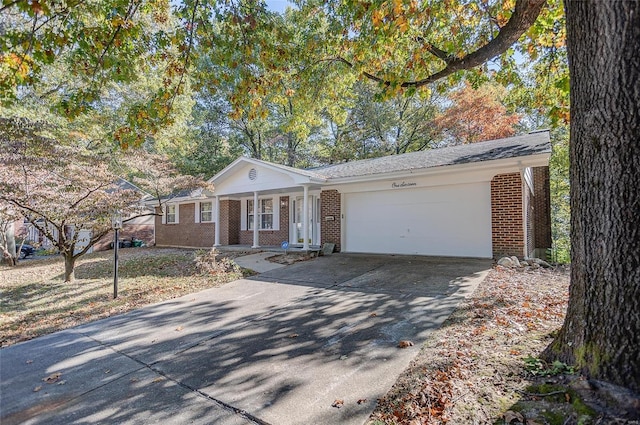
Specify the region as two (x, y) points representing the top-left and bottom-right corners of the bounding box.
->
(0, 247), (251, 348)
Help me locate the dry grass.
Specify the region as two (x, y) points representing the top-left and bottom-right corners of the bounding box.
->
(0, 248), (251, 347)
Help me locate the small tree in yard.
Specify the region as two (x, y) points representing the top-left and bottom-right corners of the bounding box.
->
(0, 203), (23, 266)
(0, 117), (203, 281)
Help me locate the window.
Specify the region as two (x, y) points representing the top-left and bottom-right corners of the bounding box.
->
(200, 202), (213, 222)
(166, 205), (177, 224)
(247, 198), (273, 230)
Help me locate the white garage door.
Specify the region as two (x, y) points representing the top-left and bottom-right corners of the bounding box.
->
(343, 182), (492, 257)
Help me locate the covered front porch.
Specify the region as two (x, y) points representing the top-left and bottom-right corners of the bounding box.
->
(209, 157), (328, 251)
(212, 190), (321, 251)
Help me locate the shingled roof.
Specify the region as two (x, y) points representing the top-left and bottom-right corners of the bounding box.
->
(312, 131), (551, 180)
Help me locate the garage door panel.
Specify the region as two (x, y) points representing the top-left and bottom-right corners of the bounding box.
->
(344, 183), (492, 257)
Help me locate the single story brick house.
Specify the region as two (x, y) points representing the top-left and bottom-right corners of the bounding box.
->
(155, 131), (552, 259)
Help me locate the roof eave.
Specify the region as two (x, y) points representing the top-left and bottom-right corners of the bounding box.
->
(210, 156), (327, 185)
(323, 151), (552, 185)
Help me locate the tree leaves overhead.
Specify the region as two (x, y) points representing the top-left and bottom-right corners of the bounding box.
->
(1, 0), (568, 160)
(292, 0), (549, 92)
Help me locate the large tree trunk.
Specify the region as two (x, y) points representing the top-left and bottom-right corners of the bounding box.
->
(63, 254), (76, 282)
(544, 1), (640, 393)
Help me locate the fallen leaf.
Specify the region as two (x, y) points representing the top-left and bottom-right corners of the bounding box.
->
(287, 333), (299, 338)
(357, 398), (367, 404)
(398, 340), (414, 348)
(152, 377), (164, 383)
(331, 399), (344, 408)
(503, 410), (524, 423)
(42, 372), (62, 384)
(565, 392), (571, 402)
(33, 385), (42, 392)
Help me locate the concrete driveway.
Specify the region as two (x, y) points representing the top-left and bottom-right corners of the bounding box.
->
(0, 254), (491, 425)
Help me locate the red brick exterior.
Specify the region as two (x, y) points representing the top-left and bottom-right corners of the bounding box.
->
(532, 166), (552, 251)
(94, 224), (154, 251)
(219, 200), (240, 245)
(155, 203), (216, 248)
(153, 168), (550, 258)
(239, 196), (290, 246)
(491, 173), (524, 258)
(320, 190), (341, 252)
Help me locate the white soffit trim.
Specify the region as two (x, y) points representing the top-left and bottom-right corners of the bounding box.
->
(209, 156), (326, 186)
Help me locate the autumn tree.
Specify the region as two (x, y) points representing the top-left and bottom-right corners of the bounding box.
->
(434, 82), (521, 144)
(0, 117), (203, 282)
(3, 0), (639, 395)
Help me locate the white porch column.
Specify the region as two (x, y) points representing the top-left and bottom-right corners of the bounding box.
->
(302, 185), (309, 251)
(213, 195), (221, 247)
(252, 191), (260, 248)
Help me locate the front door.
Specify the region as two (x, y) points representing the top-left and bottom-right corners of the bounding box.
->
(291, 196), (320, 245)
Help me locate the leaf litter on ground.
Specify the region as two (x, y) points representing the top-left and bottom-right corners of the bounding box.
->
(0, 248), (253, 347)
(367, 265), (584, 424)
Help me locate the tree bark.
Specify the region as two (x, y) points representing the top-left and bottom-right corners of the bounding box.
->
(63, 254), (76, 282)
(544, 1), (640, 393)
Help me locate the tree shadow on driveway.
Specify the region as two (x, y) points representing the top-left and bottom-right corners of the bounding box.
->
(0, 254), (490, 425)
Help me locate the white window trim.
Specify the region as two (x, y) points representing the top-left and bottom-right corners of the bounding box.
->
(199, 201), (214, 223)
(165, 204), (179, 224)
(241, 196), (279, 231)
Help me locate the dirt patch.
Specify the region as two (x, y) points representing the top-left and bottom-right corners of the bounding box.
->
(267, 252), (316, 265)
(368, 265), (639, 425)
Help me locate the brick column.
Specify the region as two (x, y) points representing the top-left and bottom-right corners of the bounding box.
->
(533, 166), (552, 251)
(219, 200), (241, 245)
(491, 173), (524, 258)
(320, 190), (341, 252)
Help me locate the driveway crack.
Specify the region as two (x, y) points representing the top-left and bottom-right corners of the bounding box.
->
(77, 333), (273, 425)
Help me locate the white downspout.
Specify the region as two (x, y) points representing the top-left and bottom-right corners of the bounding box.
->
(302, 185), (309, 251)
(252, 191), (260, 248)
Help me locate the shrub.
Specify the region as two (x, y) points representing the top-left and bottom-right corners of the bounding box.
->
(194, 248), (241, 277)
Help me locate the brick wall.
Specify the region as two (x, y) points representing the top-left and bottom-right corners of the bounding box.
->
(533, 166), (552, 250)
(320, 190), (341, 252)
(219, 200), (240, 245)
(491, 173), (524, 258)
(239, 196), (289, 246)
(155, 203), (216, 248)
